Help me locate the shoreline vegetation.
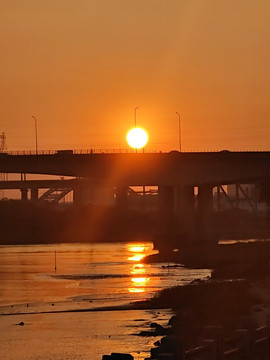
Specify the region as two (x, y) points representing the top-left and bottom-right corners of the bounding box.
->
(0, 200), (270, 245)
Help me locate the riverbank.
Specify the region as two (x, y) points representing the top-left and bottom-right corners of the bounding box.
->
(139, 281), (270, 359)
(97, 264), (270, 359)
(144, 240), (270, 268)
(139, 241), (270, 359)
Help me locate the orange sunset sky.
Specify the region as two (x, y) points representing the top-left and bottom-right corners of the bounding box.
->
(1, 1), (270, 152)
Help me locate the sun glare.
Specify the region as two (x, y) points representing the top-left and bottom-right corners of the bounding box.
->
(127, 128), (148, 149)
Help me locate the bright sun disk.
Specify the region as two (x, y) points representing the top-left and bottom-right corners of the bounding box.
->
(127, 128), (148, 149)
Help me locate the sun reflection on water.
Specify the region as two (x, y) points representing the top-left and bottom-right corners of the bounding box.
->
(127, 243), (153, 294)
(128, 288), (145, 293)
(127, 243), (152, 253)
(131, 263), (145, 275)
(128, 254), (145, 262)
(131, 277), (150, 286)
(129, 246), (146, 252)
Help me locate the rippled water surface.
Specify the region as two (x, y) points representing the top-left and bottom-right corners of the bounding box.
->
(0, 242), (211, 359)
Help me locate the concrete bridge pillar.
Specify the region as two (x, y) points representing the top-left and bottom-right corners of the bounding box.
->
(156, 185), (195, 251)
(20, 188), (28, 201)
(73, 186), (83, 204)
(115, 186), (128, 209)
(31, 188), (38, 201)
(174, 185), (195, 246)
(73, 184), (92, 205)
(198, 185), (213, 213)
(156, 185), (176, 252)
(196, 185), (216, 247)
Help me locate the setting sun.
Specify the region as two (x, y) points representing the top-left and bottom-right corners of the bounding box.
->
(127, 128), (148, 149)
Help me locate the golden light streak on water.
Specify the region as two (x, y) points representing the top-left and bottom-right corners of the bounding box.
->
(127, 243), (154, 293)
(126, 243), (152, 253)
(128, 288), (145, 293)
(128, 254), (145, 261)
(131, 264), (145, 275)
(128, 246), (145, 252)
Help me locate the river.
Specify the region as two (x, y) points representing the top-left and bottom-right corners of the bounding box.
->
(0, 242), (211, 360)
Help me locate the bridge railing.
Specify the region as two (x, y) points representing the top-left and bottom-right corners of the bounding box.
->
(0, 149), (161, 155)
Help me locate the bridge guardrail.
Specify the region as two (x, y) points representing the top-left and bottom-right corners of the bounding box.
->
(1, 149), (269, 156)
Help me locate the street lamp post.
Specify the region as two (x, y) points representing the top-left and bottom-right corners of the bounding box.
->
(32, 115), (38, 154)
(176, 112), (181, 152)
(134, 107), (139, 128)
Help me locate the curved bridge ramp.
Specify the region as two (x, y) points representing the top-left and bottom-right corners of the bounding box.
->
(39, 187), (72, 203)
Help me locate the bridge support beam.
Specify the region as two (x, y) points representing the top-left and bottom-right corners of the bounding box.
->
(20, 188), (28, 201)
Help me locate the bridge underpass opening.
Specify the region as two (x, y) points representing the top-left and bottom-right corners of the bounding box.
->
(127, 186), (158, 211)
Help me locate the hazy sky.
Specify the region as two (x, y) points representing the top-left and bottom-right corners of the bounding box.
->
(1, 0), (270, 152)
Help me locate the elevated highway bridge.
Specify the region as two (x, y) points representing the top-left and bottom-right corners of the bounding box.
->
(0, 151), (270, 185)
(1, 151), (270, 249)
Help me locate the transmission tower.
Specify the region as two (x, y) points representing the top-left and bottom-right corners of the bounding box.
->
(0, 132), (7, 152)
(0, 132), (7, 199)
